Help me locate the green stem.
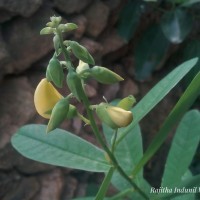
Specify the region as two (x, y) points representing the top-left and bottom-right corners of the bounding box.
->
(81, 89), (149, 200)
(56, 29), (73, 69)
(111, 129), (118, 153)
(58, 30), (149, 200)
(77, 112), (90, 125)
(95, 167), (115, 200)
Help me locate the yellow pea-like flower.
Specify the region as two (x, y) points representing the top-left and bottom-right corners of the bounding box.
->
(34, 78), (63, 119)
(107, 106), (133, 128)
(96, 103), (133, 129)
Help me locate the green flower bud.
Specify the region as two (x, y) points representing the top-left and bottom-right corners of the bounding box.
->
(40, 27), (54, 35)
(66, 69), (84, 102)
(96, 103), (133, 129)
(50, 16), (62, 25)
(46, 57), (64, 88)
(65, 23), (78, 31)
(46, 21), (57, 28)
(117, 95), (136, 111)
(90, 66), (124, 84)
(58, 23), (78, 32)
(47, 98), (69, 133)
(68, 41), (95, 65)
(76, 60), (91, 79)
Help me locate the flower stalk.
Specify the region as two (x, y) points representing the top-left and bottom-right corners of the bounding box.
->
(35, 16), (149, 200)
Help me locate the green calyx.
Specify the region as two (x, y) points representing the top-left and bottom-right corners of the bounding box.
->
(40, 27), (55, 35)
(58, 23), (78, 33)
(66, 69), (84, 102)
(76, 60), (91, 79)
(117, 95), (136, 110)
(96, 103), (118, 129)
(46, 57), (64, 88)
(47, 98), (69, 133)
(96, 102), (133, 129)
(90, 66), (124, 84)
(66, 41), (95, 65)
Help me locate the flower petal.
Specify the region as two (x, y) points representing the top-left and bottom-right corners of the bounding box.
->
(34, 78), (63, 119)
(107, 106), (133, 128)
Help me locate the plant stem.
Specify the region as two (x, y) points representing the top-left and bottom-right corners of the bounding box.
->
(95, 167), (115, 200)
(59, 30), (149, 200)
(111, 129), (118, 153)
(56, 29), (73, 69)
(81, 91), (149, 200)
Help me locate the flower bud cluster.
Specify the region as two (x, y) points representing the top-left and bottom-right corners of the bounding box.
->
(34, 16), (135, 133)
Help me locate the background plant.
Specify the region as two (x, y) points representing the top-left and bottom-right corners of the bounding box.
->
(11, 16), (200, 200)
(117, 0), (200, 83)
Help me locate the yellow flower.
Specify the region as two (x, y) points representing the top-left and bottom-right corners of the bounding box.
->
(96, 103), (133, 129)
(34, 78), (63, 119)
(107, 106), (133, 128)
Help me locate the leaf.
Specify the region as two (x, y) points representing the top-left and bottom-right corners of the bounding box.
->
(158, 174), (200, 199)
(161, 8), (193, 44)
(11, 124), (110, 172)
(131, 72), (200, 177)
(172, 194), (196, 200)
(117, 57), (198, 144)
(103, 123), (151, 199)
(167, 0), (188, 4)
(182, 0), (200, 7)
(69, 41), (95, 65)
(134, 24), (170, 80)
(73, 198), (110, 200)
(143, 0), (157, 1)
(161, 110), (200, 187)
(117, 0), (144, 41)
(179, 40), (200, 87)
(72, 198), (97, 200)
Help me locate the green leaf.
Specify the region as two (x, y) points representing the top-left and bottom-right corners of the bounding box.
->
(167, 0), (188, 4)
(73, 198), (97, 200)
(103, 123), (143, 177)
(103, 123), (151, 199)
(117, 57), (198, 145)
(134, 24), (170, 80)
(68, 41), (95, 65)
(158, 174), (200, 199)
(117, 0), (144, 41)
(143, 0), (157, 1)
(182, 0), (200, 7)
(162, 110), (200, 187)
(73, 198), (110, 200)
(132, 71), (200, 177)
(179, 40), (200, 86)
(171, 170), (196, 200)
(11, 124), (110, 172)
(111, 126), (143, 190)
(161, 8), (193, 44)
(172, 194), (196, 200)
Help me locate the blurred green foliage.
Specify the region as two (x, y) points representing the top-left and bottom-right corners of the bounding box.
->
(117, 0), (200, 81)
